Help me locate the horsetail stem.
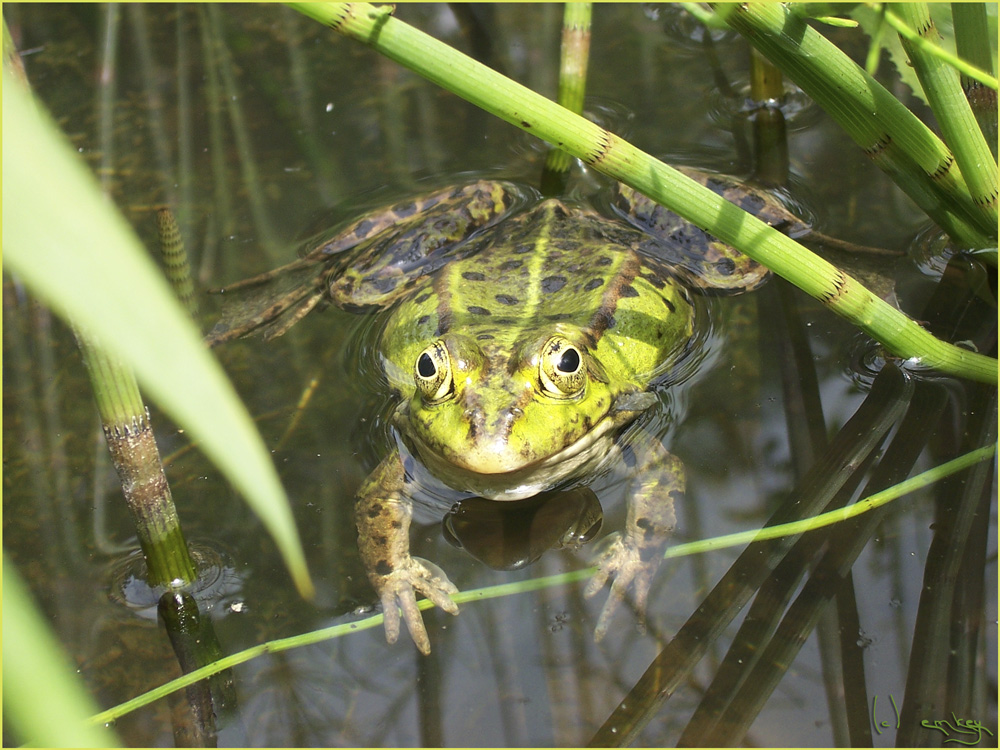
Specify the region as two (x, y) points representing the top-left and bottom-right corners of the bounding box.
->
(75, 331), (197, 587)
(157, 207), (199, 319)
(748, 48), (789, 186)
(892, 4), (997, 228)
(717, 2), (995, 249)
(541, 2), (592, 194)
(951, 3), (998, 158)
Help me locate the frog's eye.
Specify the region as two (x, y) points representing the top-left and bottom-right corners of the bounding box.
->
(415, 342), (453, 403)
(539, 336), (585, 398)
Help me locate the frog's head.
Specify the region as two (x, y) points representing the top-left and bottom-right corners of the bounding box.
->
(396, 329), (644, 481)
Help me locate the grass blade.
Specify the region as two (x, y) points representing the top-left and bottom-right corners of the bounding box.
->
(1, 69), (314, 599)
(3, 558), (123, 747)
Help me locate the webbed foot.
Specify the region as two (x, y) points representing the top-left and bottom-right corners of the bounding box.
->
(583, 439), (682, 642)
(356, 451), (460, 654)
(585, 532), (661, 641)
(372, 556), (459, 655)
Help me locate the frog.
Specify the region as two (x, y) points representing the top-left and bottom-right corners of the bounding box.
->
(208, 170), (804, 654)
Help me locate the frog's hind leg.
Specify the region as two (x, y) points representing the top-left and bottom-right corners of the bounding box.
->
(585, 437), (682, 641)
(209, 255), (319, 293)
(205, 262), (331, 346)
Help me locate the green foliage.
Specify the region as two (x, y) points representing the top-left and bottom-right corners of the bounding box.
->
(3, 558), (122, 747)
(2, 72), (314, 595)
(852, 4), (998, 96)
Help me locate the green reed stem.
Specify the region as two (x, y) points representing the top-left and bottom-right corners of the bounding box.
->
(97, 4), (121, 196)
(290, 2), (996, 385)
(665, 443), (996, 558)
(749, 46), (783, 102)
(176, 8), (196, 249)
(75, 331), (197, 587)
(951, 3), (997, 158)
(542, 2), (591, 186)
(157, 207), (199, 318)
(748, 47), (789, 186)
(892, 4), (997, 228)
(880, 3), (999, 91)
(716, 2), (995, 249)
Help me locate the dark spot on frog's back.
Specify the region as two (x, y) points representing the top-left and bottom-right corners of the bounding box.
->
(596, 256), (613, 266)
(514, 243), (534, 254)
(556, 238), (582, 254)
(620, 284), (639, 298)
(663, 297), (675, 313)
(468, 306), (492, 316)
(499, 259), (523, 271)
(414, 292), (431, 304)
(462, 271), (486, 281)
(642, 272), (665, 290)
(714, 257), (737, 276)
(738, 193), (766, 214)
(396, 201), (419, 218)
(354, 218), (376, 237)
(371, 276), (398, 294)
(584, 278), (604, 292)
(495, 294), (519, 306)
(542, 275), (568, 293)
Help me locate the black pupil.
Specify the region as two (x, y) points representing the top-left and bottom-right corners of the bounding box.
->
(417, 352), (436, 378)
(558, 348), (580, 374)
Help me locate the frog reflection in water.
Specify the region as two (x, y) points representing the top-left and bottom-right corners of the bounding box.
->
(210, 171), (806, 654)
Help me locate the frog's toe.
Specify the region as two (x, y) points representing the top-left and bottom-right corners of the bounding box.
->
(377, 588), (404, 645)
(411, 557), (460, 615)
(396, 586), (432, 655)
(376, 557), (459, 655)
(585, 534), (658, 642)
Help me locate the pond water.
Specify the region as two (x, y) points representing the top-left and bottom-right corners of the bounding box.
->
(4, 4), (997, 747)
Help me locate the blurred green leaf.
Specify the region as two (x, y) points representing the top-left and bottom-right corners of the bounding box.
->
(1, 69), (314, 599)
(851, 3), (972, 105)
(2, 557), (122, 747)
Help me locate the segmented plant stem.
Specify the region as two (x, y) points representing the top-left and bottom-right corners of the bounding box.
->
(76, 331), (197, 587)
(157, 207), (199, 318)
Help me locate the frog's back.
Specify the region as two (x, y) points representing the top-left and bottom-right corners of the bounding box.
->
(386, 200), (696, 385)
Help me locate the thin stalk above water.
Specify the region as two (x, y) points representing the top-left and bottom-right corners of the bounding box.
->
(892, 4), (997, 229)
(716, 2), (995, 249)
(541, 2), (591, 192)
(951, 3), (998, 158)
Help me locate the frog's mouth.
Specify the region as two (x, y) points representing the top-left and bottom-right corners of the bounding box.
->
(406, 414), (620, 501)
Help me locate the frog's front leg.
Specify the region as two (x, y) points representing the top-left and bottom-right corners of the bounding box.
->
(584, 438), (682, 641)
(355, 450), (459, 655)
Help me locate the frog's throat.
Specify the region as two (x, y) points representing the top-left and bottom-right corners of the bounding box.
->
(403, 411), (629, 501)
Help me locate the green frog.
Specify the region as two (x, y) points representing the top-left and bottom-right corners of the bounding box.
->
(210, 171), (804, 654)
